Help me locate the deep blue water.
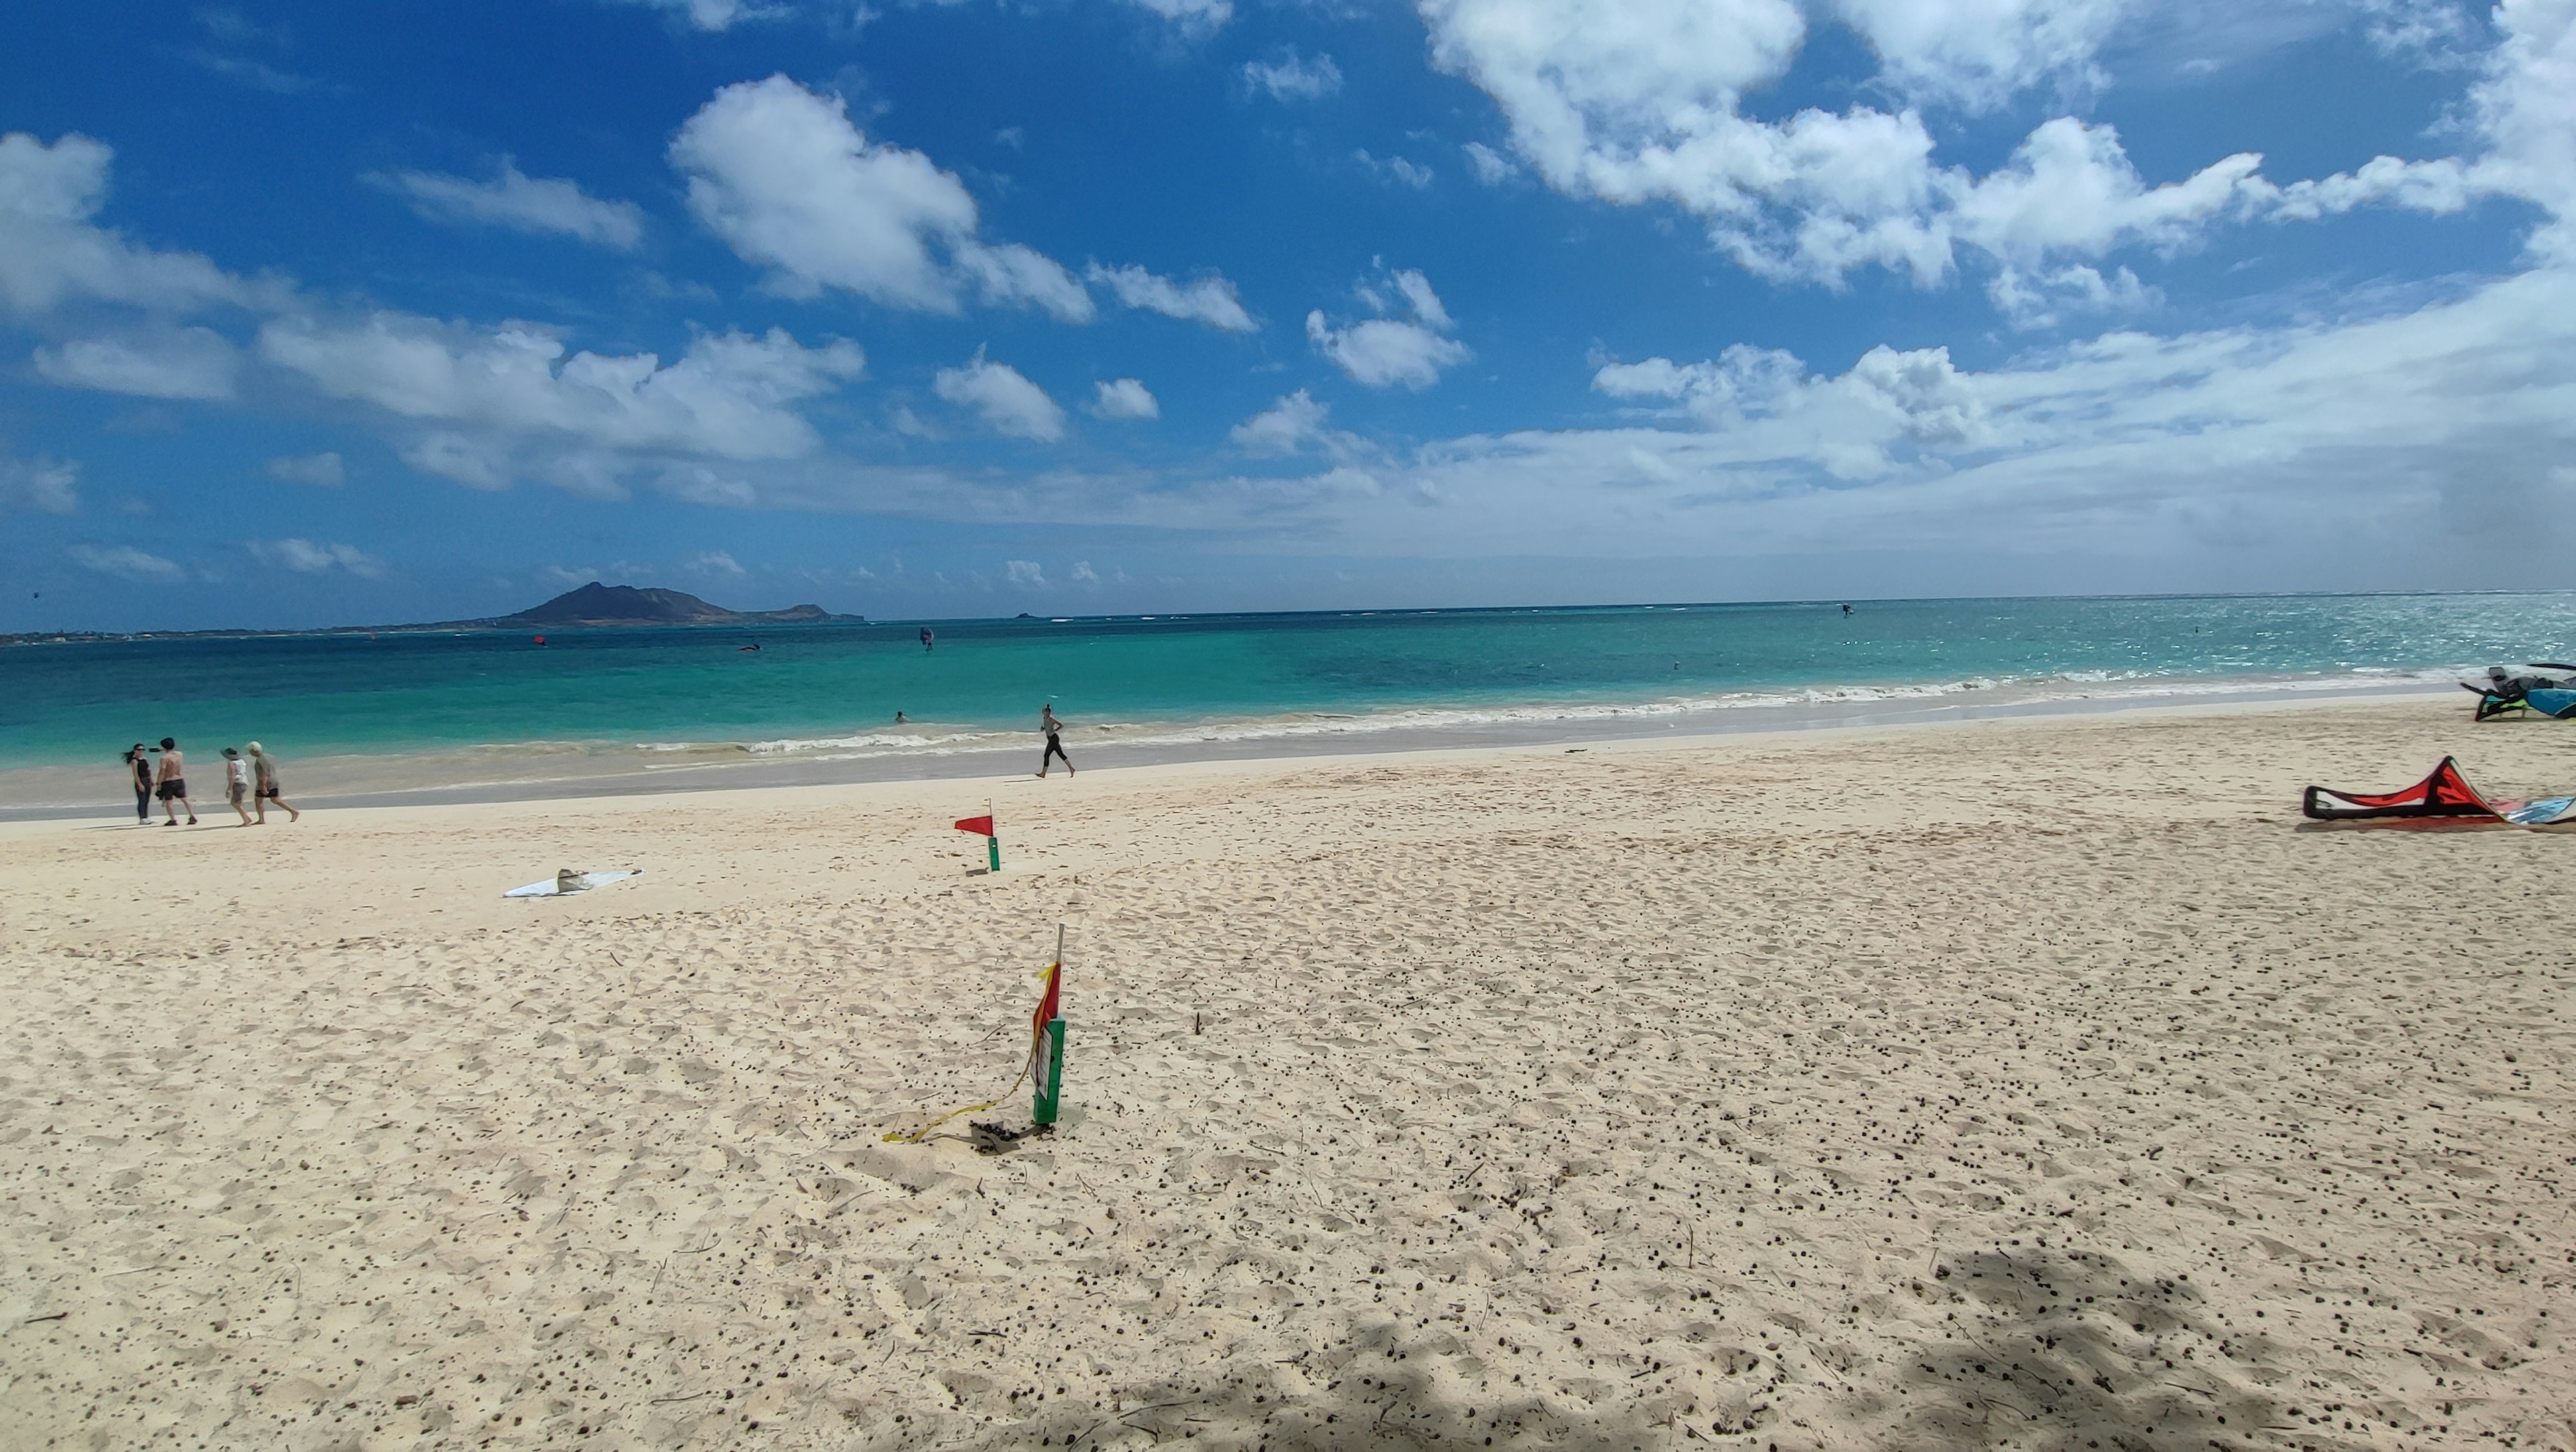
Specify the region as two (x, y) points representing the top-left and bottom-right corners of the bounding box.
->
(3, 593), (2569, 773)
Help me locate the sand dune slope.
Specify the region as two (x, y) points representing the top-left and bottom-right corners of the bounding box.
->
(1, 700), (2569, 1450)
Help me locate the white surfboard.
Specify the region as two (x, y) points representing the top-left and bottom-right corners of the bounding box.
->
(504, 869), (643, 898)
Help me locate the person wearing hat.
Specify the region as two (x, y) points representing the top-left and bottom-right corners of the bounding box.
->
(246, 741), (301, 823)
(221, 747), (254, 826)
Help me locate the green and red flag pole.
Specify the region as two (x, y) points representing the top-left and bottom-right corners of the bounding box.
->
(953, 801), (1000, 871)
(1031, 923), (1066, 1126)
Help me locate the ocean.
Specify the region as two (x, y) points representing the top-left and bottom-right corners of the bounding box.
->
(5, 592), (2569, 813)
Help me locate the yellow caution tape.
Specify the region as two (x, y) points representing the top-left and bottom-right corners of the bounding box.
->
(881, 958), (1061, 1144)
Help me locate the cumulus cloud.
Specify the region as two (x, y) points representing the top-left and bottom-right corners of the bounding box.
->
(1986, 262), (2156, 329)
(1589, 340), (1982, 478)
(265, 451), (344, 486)
(0, 131), (277, 315)
(1245, 48), (1343, 101)
(1087, 377), (1160, 419)
(1415, 0), (2565, 295)
(258, 316), (864, 468)
(933, 349), (1066, 441)
(252, 537), (384, 576)
(366, 158), (645, 250)
(1831, 0), (2127, 111)
(2, 456), (79, 514)
(685, 549), (746, 576)
(1084, 264), (1257, 331)
(671, 75), (1090, 319)
(1070, 560), (1100, 584)
(1005, 558), (1046, 586)
(71, 543), (186, 582)
(1231, 388), (1364, 456)
(32, 327), (240, 399)
(1307, 267), (1470, 388)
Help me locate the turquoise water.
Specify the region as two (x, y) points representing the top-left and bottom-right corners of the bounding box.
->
(3, 594), (2571, 776)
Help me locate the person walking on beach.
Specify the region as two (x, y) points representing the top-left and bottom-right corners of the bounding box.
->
(123, 743), (152, 823)
(1038, 704), (1074, 778)
(154, 737), (196, 825)
(247, 741), (301, 823)
(220, 747), (254, 826)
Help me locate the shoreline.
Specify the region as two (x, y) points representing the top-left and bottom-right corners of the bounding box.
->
(0, 674), (2460, 822)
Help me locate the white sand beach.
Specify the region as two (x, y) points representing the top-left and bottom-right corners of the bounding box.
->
(0, 696), (2567, 1450)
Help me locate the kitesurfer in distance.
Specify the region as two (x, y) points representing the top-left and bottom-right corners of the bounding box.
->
(920, 626), (936, 652)
(1841, 603), (1853, 616)
(1038, 704), (1075, 778)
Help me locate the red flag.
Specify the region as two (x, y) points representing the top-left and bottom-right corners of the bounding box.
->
(953, 814), (995, 836)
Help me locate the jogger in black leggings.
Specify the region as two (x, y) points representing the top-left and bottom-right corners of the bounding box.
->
(1038, 704), (1075, 777)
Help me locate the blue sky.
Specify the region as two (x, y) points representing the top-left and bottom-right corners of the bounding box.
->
(2, 0), (2571, 630)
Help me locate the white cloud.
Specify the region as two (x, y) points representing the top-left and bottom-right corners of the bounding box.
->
(671, 74), (1090, 319)
(659, 464), (757, 507)
(1354, 150), (1435, 188)
(951, 241), (1094, 322)
(265, 451), (344, 486)
(1985, 262), (2156, 329)
(1307, 267), (1470, 388)
(252, 537), (384, 576)
(1593, 343), (1805, 420)
(1463, 141), (1520, 185)
(32, 327), (240, 399)
(259, 316), (863, 465)
(1070, 560), (1099, 584)
(2, 456), (79, 514)
(1947, 118), (2265, 267)
(1245, 48), (1343, 101)
(1589, 340), (1980, 478)
(1088, 377), (1160, 419)
(685, 549), (746, 576)
(1084, 263), (1257, 331)
(933, 349), (1067, 441)
(1231, 388), (1365, 456)
(1130, 0), (1232, 31)
(1831, 0), (2128, 111)
(1415, 0), (2563, 294)
(0, 131), (276, 315)
(366, 159), (645, 250)
(71, 543), (186, 582)
(614, 0), (785, 31)
(1005, 558), (1046, 586)
(400, 431), (511, 490)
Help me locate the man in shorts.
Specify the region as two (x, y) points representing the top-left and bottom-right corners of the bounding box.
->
(247, 741), (301, 823)
(154, 737), (196, 825)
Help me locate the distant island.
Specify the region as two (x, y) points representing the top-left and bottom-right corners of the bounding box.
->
(495, 582), (860, 628)
(1, 581), (862, 645)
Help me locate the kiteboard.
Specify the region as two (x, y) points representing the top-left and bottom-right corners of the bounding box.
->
(2522, 688), (2576, 719)
(504, 869), (643, 898)
(2501, 796), (2576, 829)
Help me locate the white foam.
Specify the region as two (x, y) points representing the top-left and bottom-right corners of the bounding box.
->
(612, 668), (2451, 764)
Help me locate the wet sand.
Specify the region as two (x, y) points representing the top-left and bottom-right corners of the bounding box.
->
(0, 696), (2567, 1450)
